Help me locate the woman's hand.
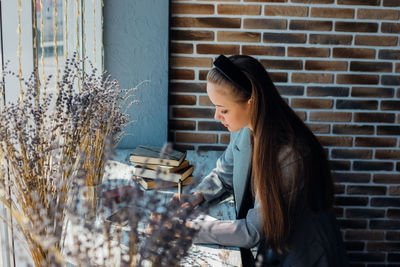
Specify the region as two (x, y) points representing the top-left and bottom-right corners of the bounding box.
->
(169, 191), (204, 209)
(146, 193), (204, 235)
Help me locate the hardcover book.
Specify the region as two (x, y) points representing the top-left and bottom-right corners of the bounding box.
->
(129, 145), (186, 167)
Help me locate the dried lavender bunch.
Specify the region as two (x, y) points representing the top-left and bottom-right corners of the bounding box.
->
(0, 53), (136, 266)
(61, 149), (199, 267)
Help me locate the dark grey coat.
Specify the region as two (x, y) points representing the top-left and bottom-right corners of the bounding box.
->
(193, 127), (349, 267)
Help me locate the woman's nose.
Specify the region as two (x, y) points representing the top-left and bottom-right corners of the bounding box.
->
(214, 109), (220, 121)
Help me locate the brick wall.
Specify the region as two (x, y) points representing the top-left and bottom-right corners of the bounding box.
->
(168, 0), (400, 265)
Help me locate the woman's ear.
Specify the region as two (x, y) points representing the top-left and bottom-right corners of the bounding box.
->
(247, 98), (253, 105)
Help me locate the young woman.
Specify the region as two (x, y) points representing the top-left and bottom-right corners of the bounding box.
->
(184, 55), (349, 266)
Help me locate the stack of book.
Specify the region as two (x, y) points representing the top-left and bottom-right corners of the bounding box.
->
(129, 145), (193, 190)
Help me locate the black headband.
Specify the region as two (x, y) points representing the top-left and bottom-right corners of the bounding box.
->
(213, 55), (252, 96)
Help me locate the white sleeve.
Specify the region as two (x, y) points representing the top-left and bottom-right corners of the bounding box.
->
(192, 198), (263, 249)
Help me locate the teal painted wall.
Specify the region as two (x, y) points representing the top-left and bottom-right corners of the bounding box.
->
(103, 0), (169, 148)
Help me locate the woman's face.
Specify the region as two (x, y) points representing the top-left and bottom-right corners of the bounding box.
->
(207, 82), (252, 132)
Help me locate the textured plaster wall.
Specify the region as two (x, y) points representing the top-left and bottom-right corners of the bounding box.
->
(103, 0), (169, 148)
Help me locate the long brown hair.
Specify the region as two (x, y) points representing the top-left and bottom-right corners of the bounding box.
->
(207, 55), (334, 253)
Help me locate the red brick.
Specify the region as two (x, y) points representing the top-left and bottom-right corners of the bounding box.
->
(338, 0), (380, 5)
(289, 20), (332, 31)
(288, 47), (330, 57)
(332, 172), (370, 183)
(373, 174), (400, 184)
(294, 111), (306, 121)
(317, 136), (353, 146)
(337, 74), (379, 85)
(169, 94), (196, 105)
(367, 242), (400, 252)
(220, 133), (230, 144)
(358, 9), (399, 20)
(264, 5), (308, 17)
(199, 70), (209, 81)
(379, 49), (400, 60)
(345, 230), (385, 241)
(292, 0), (333, 3)
(292, 73), (333, 83)
(309, 34), (352, 45)
(355, 35), (398, 46)
(354, 161), (394, 171)
(351, 61), (392, 72)
(242, 45), (285, 56)
(384, 0), (400, 6)
(170, 82), (206, 93)
(291, 98), (333, 109)
(171, 17), (241, 28)
(377, 125), (400, 135)
(263, 32), (306, 44)
(270, 72), (288, 83)
(277, 86), (304, 96)
(339, 219), (367, 229)
(243, 19), (287, 30)
(354, 112), (395, 123)
(217, 31), (260, 42)
(310, 111), (351, 122)
(389, 186), (400, 196)
(170, 69), (195, 80)
(396, 63), (400, 73)
(172, 107), (214, 118)
(175, 132), (217, 143)
(382, 76), (400, 86)
(198, 121), (228, 131)
(218, 4), (261, 15)
(331, 149), (372, 159)
(336, 99), (378, 110)
(348, 186), (387, 195)
(387, 210), (400, 220)
(171, 3), (214, 14)
(355, 137), (397, 147)
(261, 59), (302, 70)
(332, 125), (374, 135)
(335, 196), (368, 206)
(306, 123), (330, 134)
(170, 57), (212, 68)
(311, 7), (354, 18)
(370, 220), (400, 230)
(171, 30), (214, 41)
(346, 209), (384, 219)
(329, 160), (351, 171)
(335, 22), (378, 33)
(351, 87), (394, 98)
(381, 22), (400, 33)
(171, 42), (193, 54)
(307, 86), (349, 97)
(381, 100), (400, 110)
(333, 48), (375, 59)
(197, 44), (239, 55)
(305, 60), (347, 71)
(169, 120), (196, 130)
(375, 149), (400, 160)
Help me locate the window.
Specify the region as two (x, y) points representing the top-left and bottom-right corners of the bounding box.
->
(0, 1), (102, 265)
